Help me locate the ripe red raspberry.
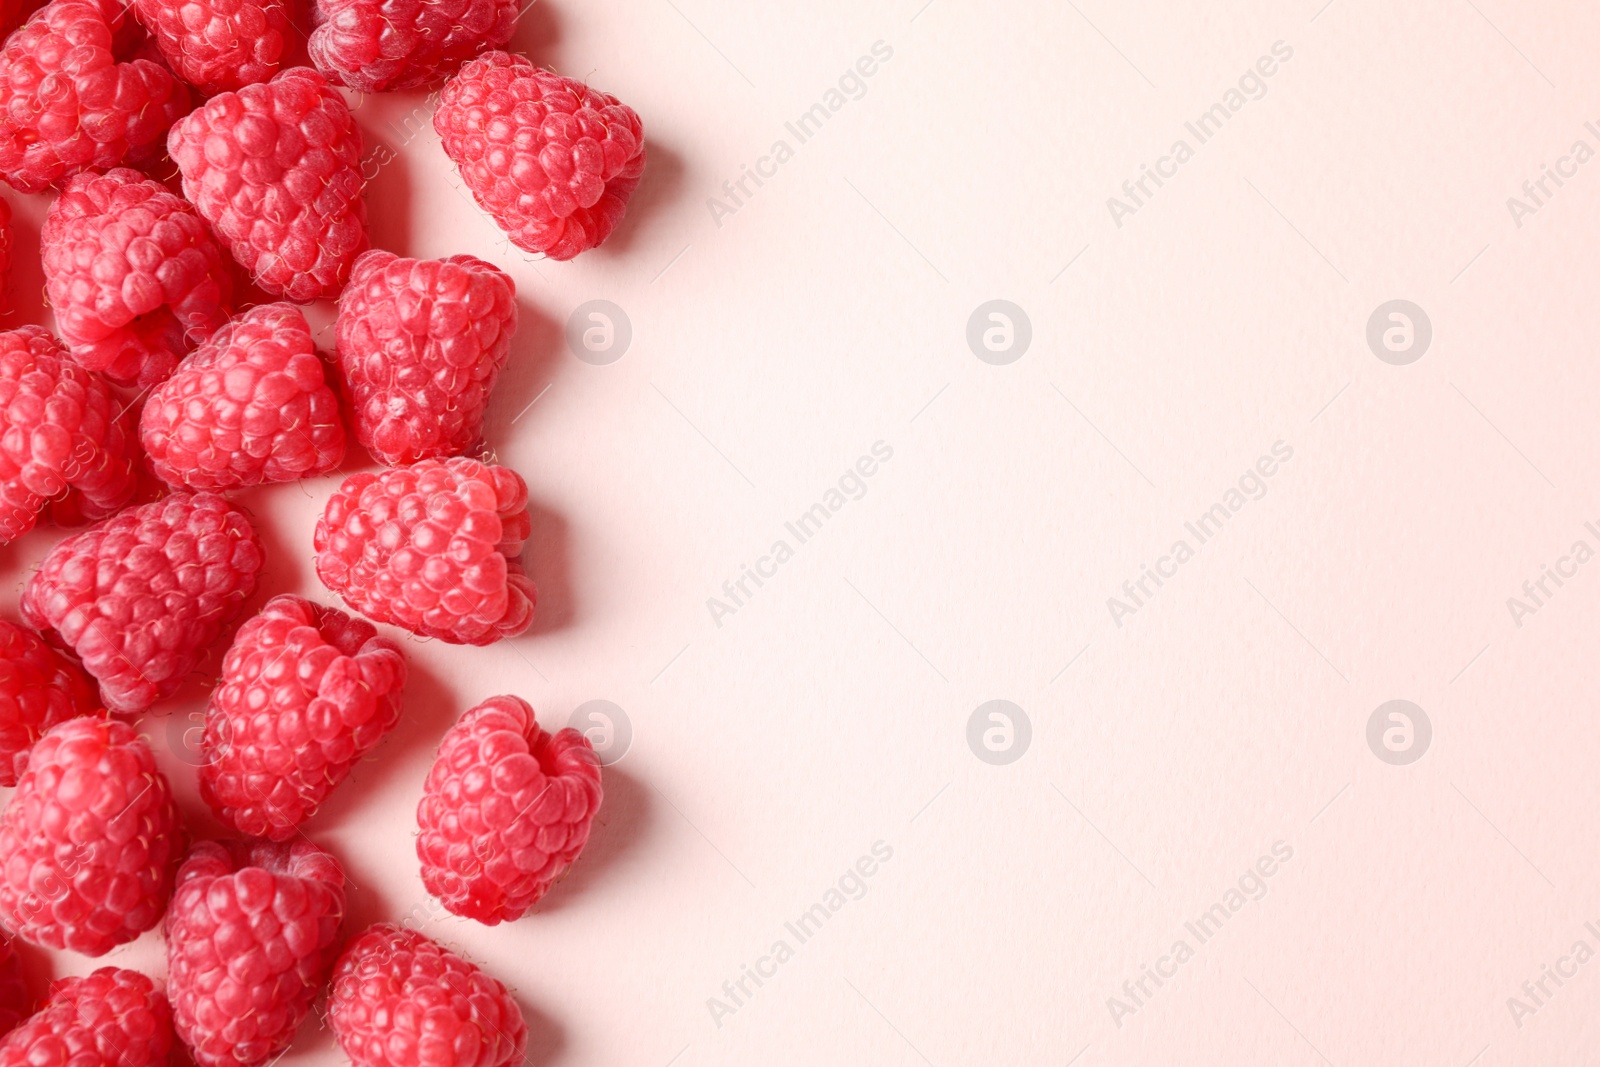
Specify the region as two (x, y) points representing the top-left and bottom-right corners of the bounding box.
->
(329, 924), (526, 1067)
(0, 197), (10, 313)
(0, 718), (181, 955)
(435, 53), (646, 260)
(308, 0), (514, 93)
(418, 696), (601, 923)
(20, 493), (263, 714)
(198, 595), (406, 841)
(0, 0), (43, 37)
(131, 0), (290, 96)
(0, 0), (190, 193)
(167, 839), (346, 1067)
(314, 458), (535, 645)
(141, 304), (346, 489)
(0, 939), (29, 1038)
(42, 168), (234, 389)
(335, 250), (517, 466)
(0, 619), (98, 787)
(169, 67), (369, 302)
(0, 326), (139, 543)
(0, 968), (169, 1067)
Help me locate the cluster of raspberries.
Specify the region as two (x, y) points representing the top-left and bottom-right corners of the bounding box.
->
(0, 0), (639, 1062)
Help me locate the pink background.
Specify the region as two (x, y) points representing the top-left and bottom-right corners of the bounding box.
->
(4, 0), (1599, 1063)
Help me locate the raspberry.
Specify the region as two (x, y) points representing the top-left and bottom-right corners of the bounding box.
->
(0, 940), (28, 1038)
(199, 595), (407, 841)
(169, 67), (369, 302)
(141, 304), (346, 489)
(20, 493), (263, 714)
(314, 458), (535, 645)
(42, 168), (234, 388)
(0, 0), (43, 37)
(131, 0), (290, 96)
(0, 326), (139, 543)
(418, 695), (601, 923)
(0, 619), (98, 787)
(0, 717), (181, 955)
(167, 839), (346, 1067)
(308, 0), (515, 93)
(435, 53), (646, 260)
(329, 924), (526, 1067)
(0, 968), (169, 1067)
(0, 197), (10, 312)
(334, 250), (517, 466)
(0, 0), (190, 193)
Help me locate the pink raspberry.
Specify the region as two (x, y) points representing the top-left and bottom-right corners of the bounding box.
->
(141, 303), (346, 489)
(335, 250), (517, 466)
(0, 940), (28, 1039)
(0, 197), (10, 313)
(418, 695), (601, 923)
(329, 924), (526, 1067)
(169, 67), (369, 302)
(0, 0), (190, 193)
(42, 168), (234, 388)
(167, 839), (346, 1067)
(0, 717), (181, 955)
(199, 595), (407, 841)
(0, 326), (139, 542)
(131, 0), (290, 96)
(0, 968), (169, 1067)
(0, 619), (98, 787)
(435, 53), (646, 260)
(308, 0), (515, 93)
(314, 458), (536, 645)
(20, 492), (263, 714)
